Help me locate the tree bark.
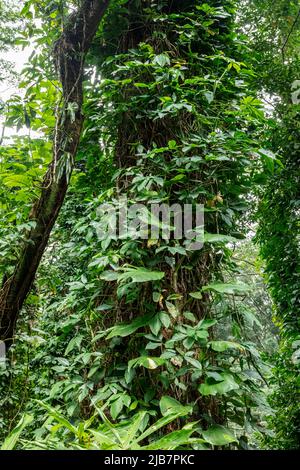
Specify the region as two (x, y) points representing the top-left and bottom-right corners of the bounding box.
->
(0, 0), (110, 347)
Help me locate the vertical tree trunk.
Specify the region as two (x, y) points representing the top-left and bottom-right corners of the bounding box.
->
(0, 0), (110, 347)
(97, 0), (224, 425)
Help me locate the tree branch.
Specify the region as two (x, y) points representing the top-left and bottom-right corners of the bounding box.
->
(281, 8), (300, 62)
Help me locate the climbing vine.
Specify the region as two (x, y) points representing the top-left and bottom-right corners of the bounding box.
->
(0, 0), (297, 452)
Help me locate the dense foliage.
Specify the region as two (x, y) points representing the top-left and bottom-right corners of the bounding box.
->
(242, 0), (300, 449)
(0, 0), (298, 451)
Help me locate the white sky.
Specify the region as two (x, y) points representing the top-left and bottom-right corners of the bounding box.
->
(0, 45), (35, 139)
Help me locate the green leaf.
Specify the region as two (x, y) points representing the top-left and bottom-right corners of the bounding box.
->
(202, 282), (250, 295)
(2, 174), (32, 188)
(185, 356), (202, 369)
(204, 91), (214, 104)
(50, 381), (63, 399)
(257, 148), (282, 172)
(65, 335), (83, 355)
(136, 412), (190, 444)
(208, 340), (244, 352)
(128, 356), (165, 371)
(183, 311), (197, 322)
(202, 425), (237, 446)
(198, 319), (217, 329)
(146, 341), (161, 350)
(95, 304), (114, 312)
(100, 271), (119, 281)
(168, 140), (177, 149)
(106, 314), (153, 339)
(165, 301), (178, 318)
(189, 291), (203, 299)
(153, 54), (170, 67)
(110, 396), (124, 420)
(159, 311), (171, 328)
(142, 429), (194, 450)
(149, 314), (161, 336)
(160, 396), (191, 417)
(153, 292), (162, 302)
(134, 82), (148, 88)
(118, 267), (165, 283)
(93, 406), (122, 445)
(204, 233), (238, 244)
(199, 373), (239, 396)
(1, 414), (33, 450)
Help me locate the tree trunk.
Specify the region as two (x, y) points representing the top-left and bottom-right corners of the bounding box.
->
(0, 0), (110, 347)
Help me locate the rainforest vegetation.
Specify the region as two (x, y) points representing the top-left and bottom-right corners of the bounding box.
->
(0, 0), (299, 451)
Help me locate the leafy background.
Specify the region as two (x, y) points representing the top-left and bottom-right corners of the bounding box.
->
(0, 0), (299, 450)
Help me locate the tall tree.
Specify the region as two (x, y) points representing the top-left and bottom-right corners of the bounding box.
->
(0, 0), (275, 449)
(67, 0), (266, 429)
(0, 0), (110, 347)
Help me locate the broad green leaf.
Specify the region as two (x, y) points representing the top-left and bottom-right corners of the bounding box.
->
(189, 291), (203, 299)
(185, 356), (202, 369)
(146, 340), (162, 350)
(106, 314), (154, 339)
(165, 301), (178, 318)
(2, 174), (32, 188)
(142, 429), (194, 450)
(128, 356), (165, 371)
(202, 425), (237, 446)
(136, 412), (190, 444)
(202, 282), (250, 295)
(204, 233), (238, 244)
(159, 311), (171, 328)
(160, 396), (192, 416)
(100, 271), (119, 281)
(257, 148), (282, 172)
(198, 319), (217, 329)
(199, 373), (239, 396)
(183, 311), (197, 322)
(208, 340), (244, 352)
(149, 314), (161, 336)
(50, 381), (63, 399)
(242, 308), (263, 329)
(65, 334), (83, 355)
(153, 53), (170, 67)
(118, 267), (165, 283)
(110, 396), (124, 420)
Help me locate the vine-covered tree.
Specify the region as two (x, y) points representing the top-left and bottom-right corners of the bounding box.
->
(0, 0), (298, 452)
